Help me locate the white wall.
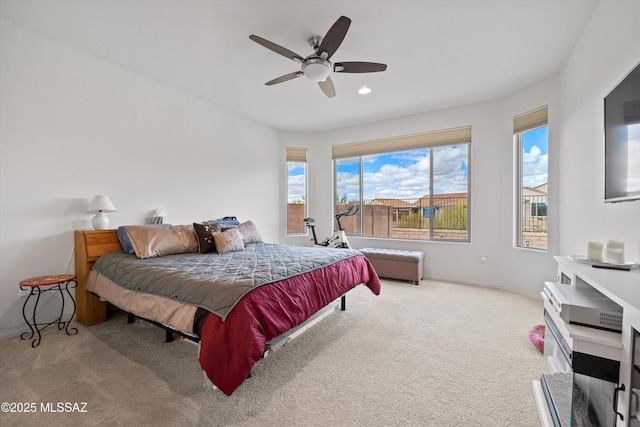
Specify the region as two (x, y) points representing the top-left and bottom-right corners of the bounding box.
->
(557, 0), (640, 259)
(0, 20), (280, 339)
(280, 0), (640, 298)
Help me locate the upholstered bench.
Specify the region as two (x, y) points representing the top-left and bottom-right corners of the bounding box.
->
(359, 248), (424, 285)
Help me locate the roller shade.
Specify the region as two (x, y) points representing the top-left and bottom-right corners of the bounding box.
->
(332, 126), (471, 159)
(286, 147), (307, 162)
(514, 106), (548, 134)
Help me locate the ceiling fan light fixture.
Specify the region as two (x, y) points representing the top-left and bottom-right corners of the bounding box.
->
(249, 16), (387, 98)
(302, 58), (332, 82)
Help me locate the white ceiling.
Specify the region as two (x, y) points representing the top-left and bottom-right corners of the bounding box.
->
(0, 0), (598, 132)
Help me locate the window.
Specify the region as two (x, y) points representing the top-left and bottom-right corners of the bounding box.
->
(514, 107), (548, 250)
(333, 127), (471, 241)
(287, 147), (307, 235)
(531, 202), (547, 217)
(335, 157), (362, 234)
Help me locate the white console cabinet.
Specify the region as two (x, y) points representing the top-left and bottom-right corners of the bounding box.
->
(535, 256), (640, 426)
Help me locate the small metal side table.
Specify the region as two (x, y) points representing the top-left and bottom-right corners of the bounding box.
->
(20, 274), (78, 347)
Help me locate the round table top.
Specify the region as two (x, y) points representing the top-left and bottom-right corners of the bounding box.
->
(19, 274), (78, 287)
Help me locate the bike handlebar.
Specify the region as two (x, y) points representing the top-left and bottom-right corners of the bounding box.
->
(303, 205), (358, 232)
(336, 205), (358, 218)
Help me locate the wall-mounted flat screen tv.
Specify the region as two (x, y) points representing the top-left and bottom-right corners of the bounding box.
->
(604, 61), (640, 203)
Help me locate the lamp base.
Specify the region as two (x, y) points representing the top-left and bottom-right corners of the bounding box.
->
(92, 213), (109, 230)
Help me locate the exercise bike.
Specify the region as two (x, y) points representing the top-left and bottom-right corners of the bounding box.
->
(303, 206), (358, 249)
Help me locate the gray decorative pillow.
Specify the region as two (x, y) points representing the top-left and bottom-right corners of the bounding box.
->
(237, 220), (263, 244)
(193, 222), (222, 254)
(212, 228), (245, 254)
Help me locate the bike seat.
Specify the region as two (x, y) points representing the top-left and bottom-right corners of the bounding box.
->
(302, 217), (315, 223)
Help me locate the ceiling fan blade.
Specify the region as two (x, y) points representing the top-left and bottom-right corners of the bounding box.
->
(265, 71), (303, 86)
(318, 76), (336, 98)
(317, 16), (351, 59)
(334, 62), (388, 73)
(249, 35), (304, 62)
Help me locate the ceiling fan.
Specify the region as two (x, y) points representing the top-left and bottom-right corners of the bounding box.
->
(249, 16), (387, 98)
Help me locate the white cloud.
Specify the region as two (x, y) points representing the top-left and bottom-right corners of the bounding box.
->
(287, 174), (305, 203)
(433, 146), (468, 193)
(522, 145), (548, 188)
(336, 171), (360, 203)
(337, 147), (468, 201)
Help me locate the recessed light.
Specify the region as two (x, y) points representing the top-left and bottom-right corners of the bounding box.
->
(358, 87), (372, 95)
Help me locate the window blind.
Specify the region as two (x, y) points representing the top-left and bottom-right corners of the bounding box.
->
(332, 126), (471, 160)
(514, 106), (548, 134)
(286, 147), (307, 162)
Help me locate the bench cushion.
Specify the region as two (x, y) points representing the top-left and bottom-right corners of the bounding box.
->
(359, 248), (424, 263)
(359, 248), (424, 284)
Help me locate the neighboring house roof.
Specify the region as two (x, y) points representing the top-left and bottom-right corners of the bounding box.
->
(533, 183), (548, 194)
(416, 193), (468, 208)
(523, 184), (548, 196)
(368, 198), (415, 208)
(368, 193), (468, 209)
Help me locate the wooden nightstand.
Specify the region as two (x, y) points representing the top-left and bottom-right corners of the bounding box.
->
(74, 229), (121, 326)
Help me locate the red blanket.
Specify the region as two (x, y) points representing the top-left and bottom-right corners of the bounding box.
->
(198, 254), (380, 395)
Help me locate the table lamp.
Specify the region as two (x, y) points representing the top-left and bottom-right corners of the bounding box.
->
(87, 195), (117, 230)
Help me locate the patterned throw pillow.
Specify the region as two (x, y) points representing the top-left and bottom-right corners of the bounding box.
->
(212, 228), (245, 254)
(193, 222), (222, 254)
(237, 220), (263, 244)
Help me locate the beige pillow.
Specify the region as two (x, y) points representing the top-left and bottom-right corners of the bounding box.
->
(212, 228), (245, 254)
(125, 225), (198, 259)
(237, 220), (263, 244)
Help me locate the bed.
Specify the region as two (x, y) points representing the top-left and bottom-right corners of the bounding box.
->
(74, 224), (380, 395)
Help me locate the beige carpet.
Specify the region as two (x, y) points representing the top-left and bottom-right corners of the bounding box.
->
(0, 279), (546, 427)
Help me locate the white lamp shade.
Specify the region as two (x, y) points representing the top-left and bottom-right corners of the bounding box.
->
(87, 195), (116, 230)
(87, 195), (117, 213)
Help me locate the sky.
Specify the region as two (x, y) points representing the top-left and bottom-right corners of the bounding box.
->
(288, 163), (305, 203)
(522, 126), (549, 188)
(331, 145), (469, 202)
(288, 127), (549, 203)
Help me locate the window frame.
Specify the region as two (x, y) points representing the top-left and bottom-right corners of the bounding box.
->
(514, 106), (548, 251)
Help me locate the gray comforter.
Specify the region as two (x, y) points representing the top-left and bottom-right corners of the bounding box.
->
(92, 243), (361, 320)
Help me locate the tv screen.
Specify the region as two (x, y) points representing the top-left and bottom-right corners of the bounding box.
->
(604, 61), (640, 203)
